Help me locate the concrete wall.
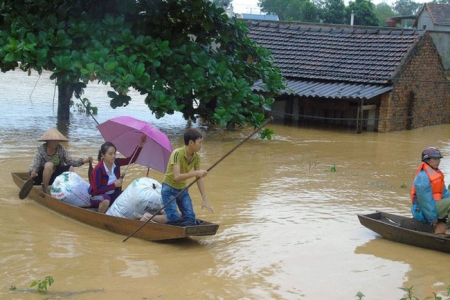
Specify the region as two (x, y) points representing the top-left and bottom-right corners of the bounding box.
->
(429, 31), (450, 71)
(416, 10), (450, 71)
(417, 10), (434, 30)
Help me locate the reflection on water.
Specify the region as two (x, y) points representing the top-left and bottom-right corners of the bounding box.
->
(1, 69), (450, 299)
(48, 231), (84, 259)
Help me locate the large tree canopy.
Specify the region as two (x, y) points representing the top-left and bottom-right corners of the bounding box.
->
(374, 3), (395, 26)
(320, 0), (346, 24)
(393, 0), (421, 15)
(259, 0), (307, 20)
(0, 0), (284, 129)
(346, 0), (380, 26)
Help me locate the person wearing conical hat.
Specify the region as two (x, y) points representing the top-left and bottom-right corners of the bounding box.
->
(29, 128), (92, 194)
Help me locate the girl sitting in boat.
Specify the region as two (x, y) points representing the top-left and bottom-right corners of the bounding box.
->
(89, 136), (146, 213)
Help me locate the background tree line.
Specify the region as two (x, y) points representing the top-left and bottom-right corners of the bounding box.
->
(240, 0), (447, 26)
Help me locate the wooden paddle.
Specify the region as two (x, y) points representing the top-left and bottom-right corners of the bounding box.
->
(19, 177), (34, 200)
(123, 117), (274, 242)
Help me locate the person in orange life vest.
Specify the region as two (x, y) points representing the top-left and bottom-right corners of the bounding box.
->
(411, 147), (450, 234)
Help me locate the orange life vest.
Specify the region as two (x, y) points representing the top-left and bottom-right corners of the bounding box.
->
(410, 162), (445, 203)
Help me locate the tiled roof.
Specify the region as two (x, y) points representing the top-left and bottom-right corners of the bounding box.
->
(254, 80), (393, 100)
(424, 3), (450, 25)
(246, 21), (425, 85)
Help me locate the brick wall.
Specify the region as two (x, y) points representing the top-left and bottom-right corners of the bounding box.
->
(377, 93), (392, 133)
(380, 33), (450, 132)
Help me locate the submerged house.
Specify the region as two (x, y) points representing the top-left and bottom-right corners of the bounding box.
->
(247, 21), (450, 133)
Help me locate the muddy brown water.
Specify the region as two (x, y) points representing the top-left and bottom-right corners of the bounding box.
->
(1, 69), (450, 299)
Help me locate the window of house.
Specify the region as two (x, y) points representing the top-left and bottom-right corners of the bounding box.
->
(423, 25), (426, 29)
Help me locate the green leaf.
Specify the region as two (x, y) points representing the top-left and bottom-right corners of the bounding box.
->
(0, 0), (284, 132)
(4, 53), (17, 62)
(107, 91), (118, 98)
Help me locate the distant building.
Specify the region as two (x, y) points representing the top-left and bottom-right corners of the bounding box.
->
(413, 3), (450, 31)
(236, 13), (279, 21)
(412, 3), (450, 71)
(385, 15), (416, 28)
(225, 3), (279, 21)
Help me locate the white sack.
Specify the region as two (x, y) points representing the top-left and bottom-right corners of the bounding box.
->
(50, 171), (91, 207)
(106, 177), (163, 219)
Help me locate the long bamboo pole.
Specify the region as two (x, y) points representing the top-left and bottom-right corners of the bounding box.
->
(123, 117), (274, 242)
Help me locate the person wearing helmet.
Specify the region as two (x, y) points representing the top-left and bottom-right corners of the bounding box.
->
(410, 147), (450, 234)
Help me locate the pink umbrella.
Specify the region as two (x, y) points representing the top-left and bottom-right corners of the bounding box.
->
(97, 116), (172, 174)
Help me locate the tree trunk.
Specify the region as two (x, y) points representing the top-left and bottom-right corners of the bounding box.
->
(57, 83), (73, 121)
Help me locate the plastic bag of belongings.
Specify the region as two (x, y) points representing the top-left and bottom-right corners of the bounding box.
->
(106, 177), (163, 219)
(50, 171), (91, 206)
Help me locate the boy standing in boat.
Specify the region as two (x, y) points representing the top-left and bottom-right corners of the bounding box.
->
(146, 128), (213, 225)
(411, 147), (450, 234)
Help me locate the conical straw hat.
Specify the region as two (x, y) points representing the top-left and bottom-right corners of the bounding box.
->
(38, 128), (69, 142)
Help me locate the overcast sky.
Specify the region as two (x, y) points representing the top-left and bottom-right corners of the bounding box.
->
(231, 0), (430, 14)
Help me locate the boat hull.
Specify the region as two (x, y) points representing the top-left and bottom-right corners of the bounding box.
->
(358, 211), (450, 253)
(12, 172), (219, 242)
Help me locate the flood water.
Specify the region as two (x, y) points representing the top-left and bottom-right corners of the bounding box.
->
(1, 69), (450, 300)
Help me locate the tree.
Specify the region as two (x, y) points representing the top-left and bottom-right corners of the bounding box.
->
(392, 0), (421, 15)
(345, 0), (380, 26)
(259, 0), (320, 21)
(300, 1), (320, 22)
(212, 0), (231, 10)
(0, 0), (284, 129)
(392, 0), (421, 27)
(259, 0), (306, 21)
(320, 0), (346, 24)
(374, 3), (395, 27)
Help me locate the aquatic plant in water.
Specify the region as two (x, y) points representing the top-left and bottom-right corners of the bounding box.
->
(30, 276), (54, 294)
(356, 285), (450, 300)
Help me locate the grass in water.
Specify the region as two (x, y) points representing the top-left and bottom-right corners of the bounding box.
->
(9, 276), (54, 294)
(31, 276), (54, 294)
(356, 285), (450, 300)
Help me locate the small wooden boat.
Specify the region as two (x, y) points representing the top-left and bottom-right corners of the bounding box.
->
(358, 211), (450, 253)
(12, 172), (219, 242)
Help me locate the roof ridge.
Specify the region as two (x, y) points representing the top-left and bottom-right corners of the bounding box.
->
(248, 20), (425, 36)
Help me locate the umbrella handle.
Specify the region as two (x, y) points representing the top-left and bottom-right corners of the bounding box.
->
(121, 145), (140, 179)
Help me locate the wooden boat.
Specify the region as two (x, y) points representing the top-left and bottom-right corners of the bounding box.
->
(358, 211), (450, 253)
(12, 172), (219, 242)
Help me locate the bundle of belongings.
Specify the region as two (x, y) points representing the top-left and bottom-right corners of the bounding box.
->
(106, 177), (163, 219)
(50, 171), (91, 207)
(50, 173), (164, 221)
